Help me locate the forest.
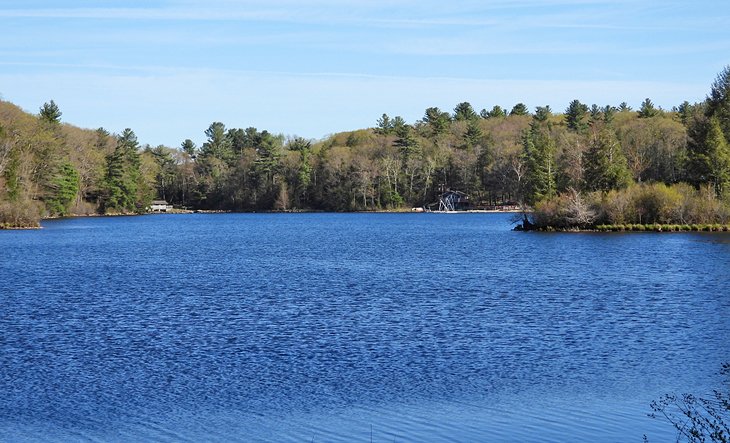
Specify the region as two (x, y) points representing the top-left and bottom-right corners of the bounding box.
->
(1, 66), (729, 229)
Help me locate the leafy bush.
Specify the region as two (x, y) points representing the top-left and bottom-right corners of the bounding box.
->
(529, 182), (730, 230)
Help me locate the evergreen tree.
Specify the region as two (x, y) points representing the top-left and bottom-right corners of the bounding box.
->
(483, 105), (506, 119)
(522, 118), (556, 204)
(94, 128), (110, 150)
(565, 100), (588, 132)
(707, 65), (730, 139)
(391, 116), (407, 135)
(453, 102), (478, 121)
(181, 139), (197, 157)
(201, 122), (233, 162)
(603, 105), (616, 124)
(102, 128), (144, 213)
(295, 146), (312, 206)
(583, 129), (632, 192)
(565, 99), (589, 132)
(45, 162), (79, 215)
(287, 137), (312, 152)
(462, 120), (483, 151)
(589, 104), (602, 125)
(376, 114), (393, 135)
(638, 98), (659, 118)
(677, 101), (693, 126)
(422, 107), (451, 136)
(39, 100), (62, 125)
(150, 145), (177, 201)
(533, 105), (552, 122)
(3, 145), (21, 202)
(509, 103), (529, 116)
(394, 124), (420, 160)
(688, 117), (730, 198)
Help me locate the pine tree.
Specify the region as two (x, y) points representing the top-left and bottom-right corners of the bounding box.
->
(522, 120), (556, 204)
(422, 107), (451, 136)
(45, 162), (79, 216)
(394, 124), (420, 160)
(707, 65), (730, 139)
(510, 103), (529, 116)
(102, 128), (143, 213)
(181, 139), (197, 157)
(453, 102), (478, 121)
(565, 99), (589, 132)
(638, 98), (659, 118)
(376, 113), (393, 135)
(201, 122), (233, 162)
(583, 129), (632, 192)
(688, 117), (730, 198)
(39, 100), (62, 125)
(462, 120), (483, 151)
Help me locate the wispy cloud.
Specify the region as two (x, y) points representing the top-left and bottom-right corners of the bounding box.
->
(0, 0), (723, 145)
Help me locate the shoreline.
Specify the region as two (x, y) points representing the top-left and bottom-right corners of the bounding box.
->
(517, 223), (730, 233)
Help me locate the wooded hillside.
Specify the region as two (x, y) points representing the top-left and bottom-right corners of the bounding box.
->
(1, 66), (729, 228)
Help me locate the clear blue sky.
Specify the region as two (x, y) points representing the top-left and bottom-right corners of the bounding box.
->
(1, 0), (728, 147)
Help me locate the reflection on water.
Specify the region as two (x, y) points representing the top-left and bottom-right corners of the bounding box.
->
(1, 213), (729, 442)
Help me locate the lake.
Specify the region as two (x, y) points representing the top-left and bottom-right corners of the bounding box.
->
(1, 213), (728, 442)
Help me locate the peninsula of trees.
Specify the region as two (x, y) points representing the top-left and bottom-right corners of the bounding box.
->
(1, 66), (729, 229)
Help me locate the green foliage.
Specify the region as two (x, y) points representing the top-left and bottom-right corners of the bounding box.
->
(181, 139), (196, 156)
(481, 105), (507, 119)
(462, 120), (484, 151)
(453, 102), (478, 121)
(39, 100), (62, 124)
(201, 122), (233, 162)
(522, 121), (556, 204)
(510, 103), (529, 116)
(392, 116), (407, 135)
(376, 113), (393, 135)
(45, 162), (79, 216)
(287, 137), (312, 151)
(101, 128), (144, 213)
(533, 105), (552, 122)
(707, 65), (730, 138)
(95, 127), (110, 150)
(583, 129), (632, 192)
(393, 124), (420, 159)
(565, 99), (589, 132)
(687, 116), (730, 197)
(638, 98), (659, 118)
(422, 107), (451, 136)
(603, 105), (616, 124)
(3, 147), (21, 202)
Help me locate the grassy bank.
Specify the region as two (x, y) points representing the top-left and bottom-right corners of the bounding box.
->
(526, 223), (730, 232)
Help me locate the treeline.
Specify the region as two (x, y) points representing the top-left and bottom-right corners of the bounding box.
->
(527, 66), (730, 229)
(1, 67), (729, 228)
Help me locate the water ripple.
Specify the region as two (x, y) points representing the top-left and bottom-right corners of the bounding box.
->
(1, 213), (729, 441)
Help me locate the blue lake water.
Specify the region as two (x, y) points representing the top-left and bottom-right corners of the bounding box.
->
(1, 213), (729, 442)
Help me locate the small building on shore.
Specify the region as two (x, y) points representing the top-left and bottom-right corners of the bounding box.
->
(424, 190), (472, 212)
(438, 190), (471, 211)
(149, 200), (172, 212)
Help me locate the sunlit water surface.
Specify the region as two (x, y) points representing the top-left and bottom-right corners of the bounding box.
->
(1, 213), (729, 442)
